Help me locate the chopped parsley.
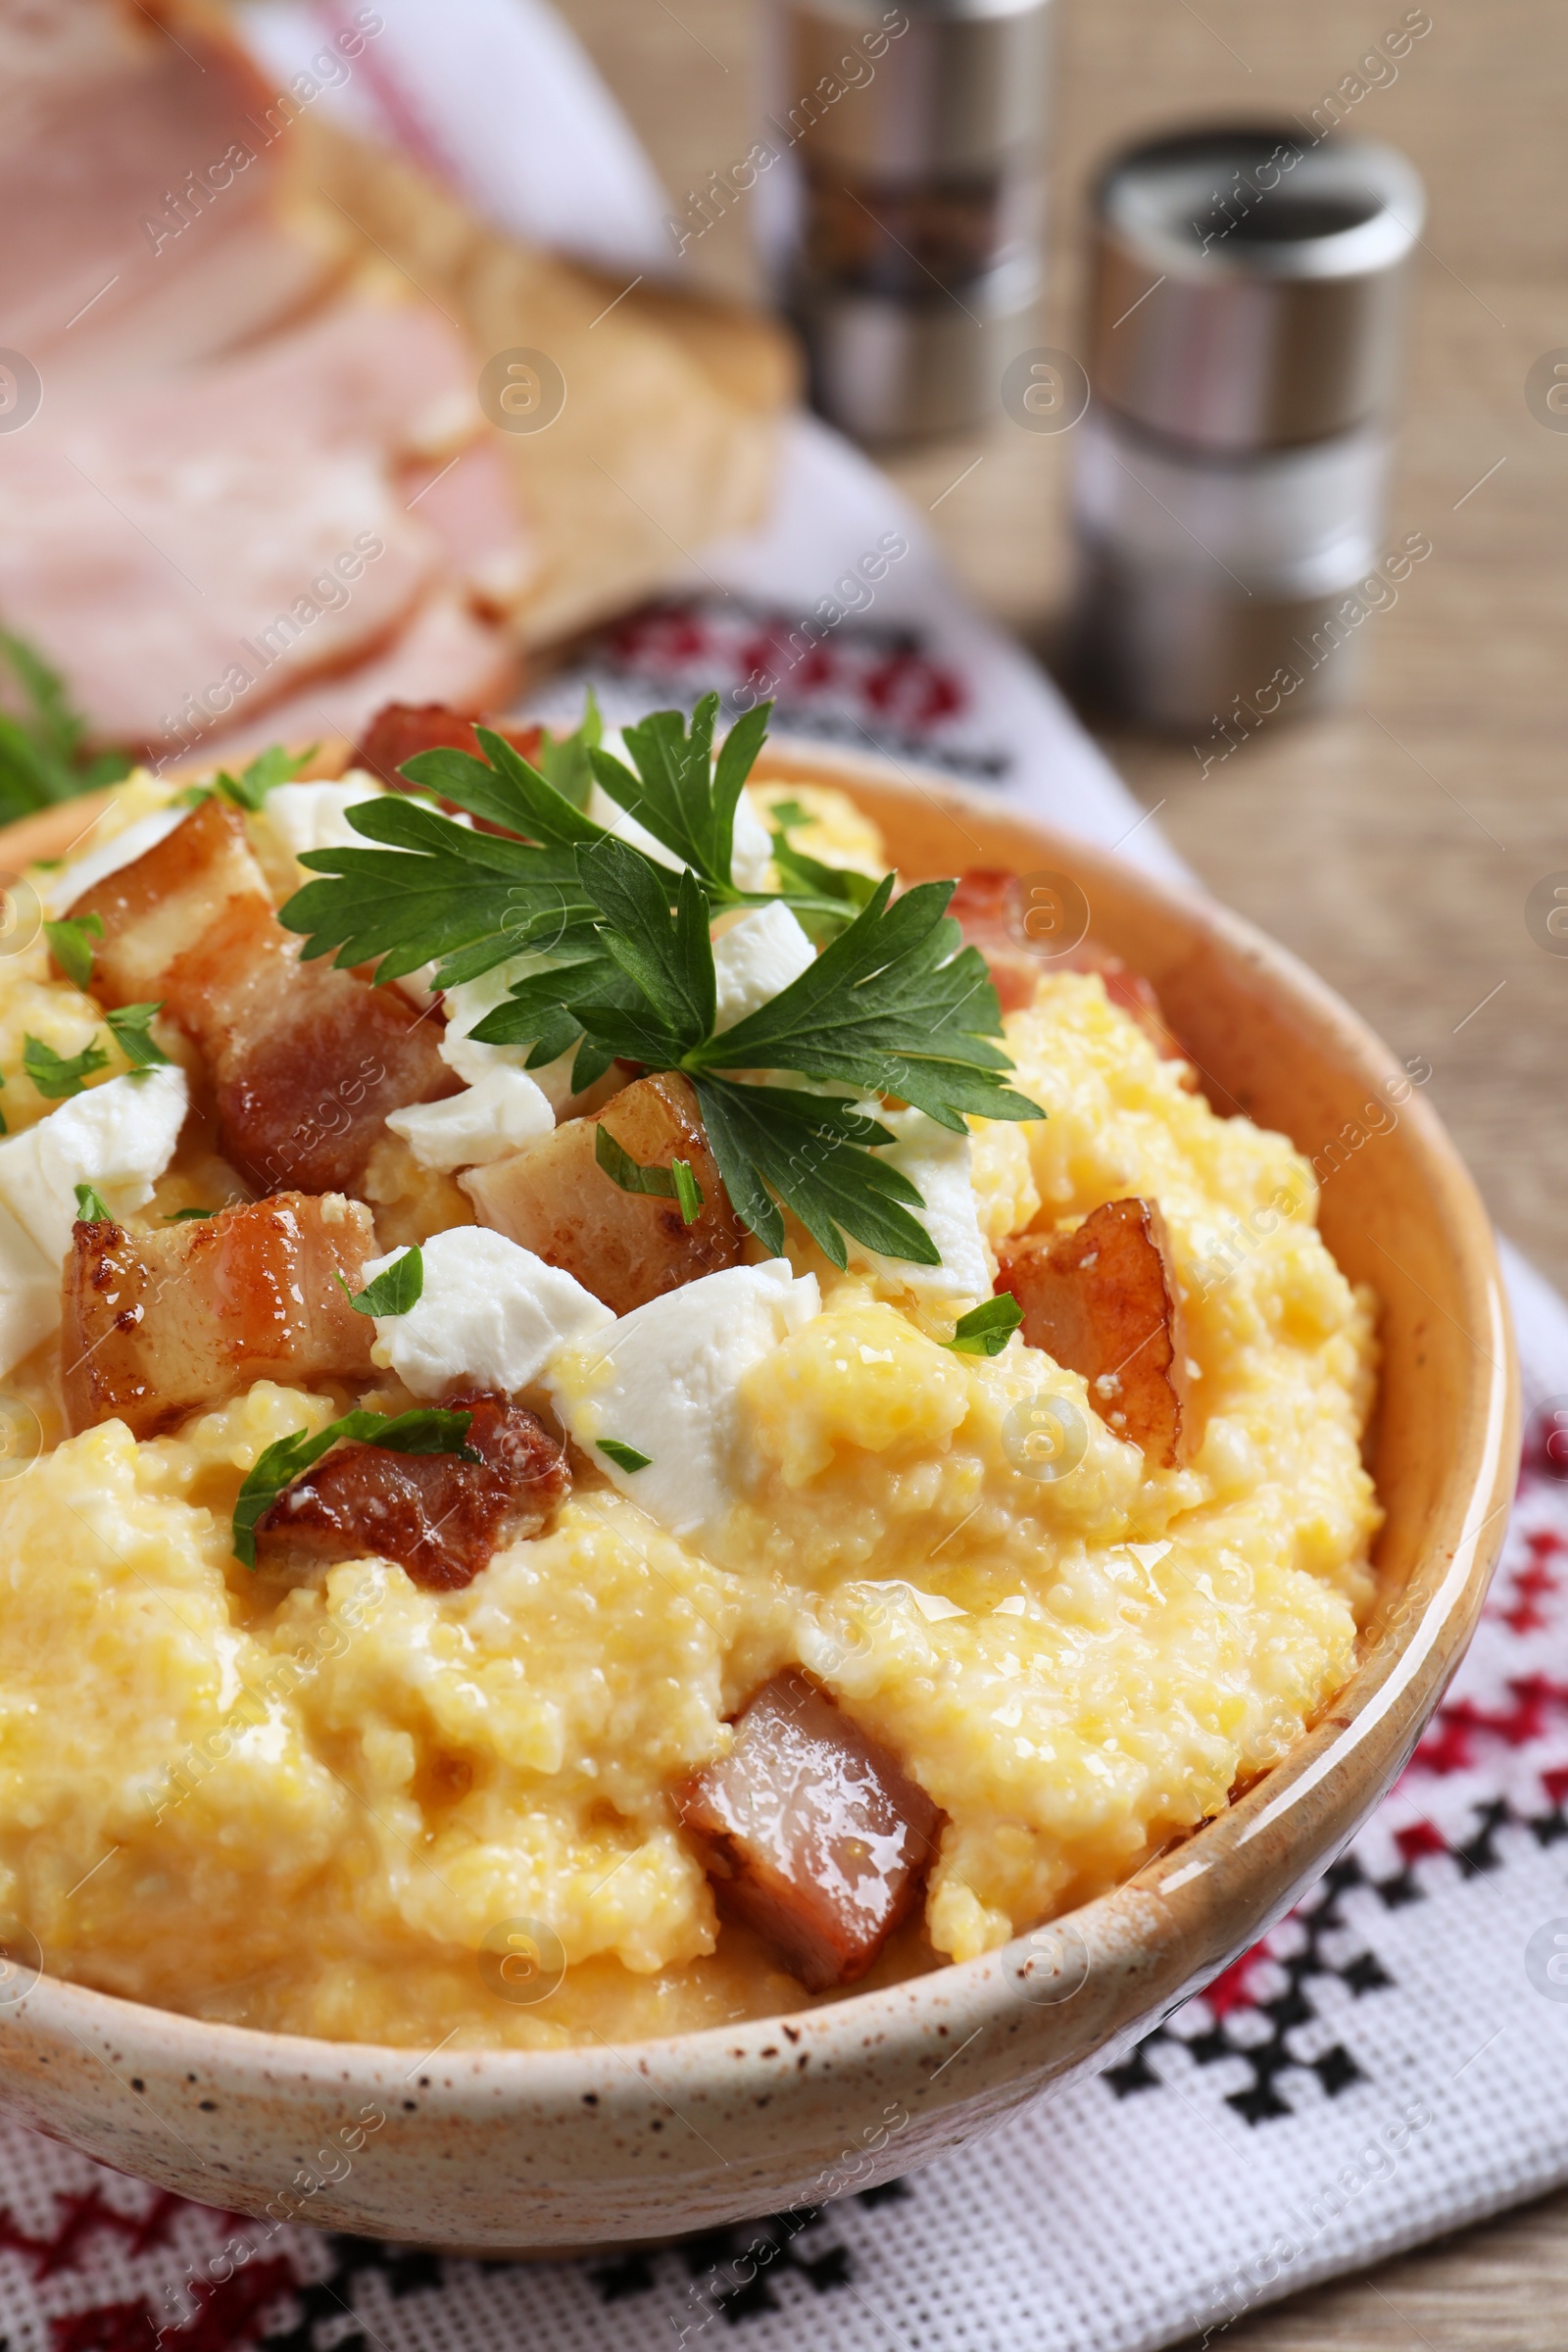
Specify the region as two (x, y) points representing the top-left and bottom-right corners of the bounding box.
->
(73, 1182), (112, 1224)
(231, 1404), (479, 1568)
(944, 1295), (1024, 1356)
(24, 1032), (109, 1100)
(594, 1123), (704, 1224)
(43, 911), (103, 992)
(597, 1438), (652, 1473)
(106, 1001), (173, 1070)
(214, 743), (318, 811)
(337, 1246), (423, 1318)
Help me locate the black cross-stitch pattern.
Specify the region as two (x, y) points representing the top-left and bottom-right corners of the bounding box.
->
(1104, 1774), (1567, 2125)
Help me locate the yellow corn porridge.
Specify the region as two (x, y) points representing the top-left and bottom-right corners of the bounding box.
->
(0, 765), (1381, 2049)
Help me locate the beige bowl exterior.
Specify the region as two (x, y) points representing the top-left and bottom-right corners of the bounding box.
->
(0, 748), (1517, 2251)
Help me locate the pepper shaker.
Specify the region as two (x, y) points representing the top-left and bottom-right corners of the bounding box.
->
(761, 0), (1054, 445)
(1066, 126), (1425, 735)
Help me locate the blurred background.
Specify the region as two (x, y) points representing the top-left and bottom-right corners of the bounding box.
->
(561, 0), (1567, 1321)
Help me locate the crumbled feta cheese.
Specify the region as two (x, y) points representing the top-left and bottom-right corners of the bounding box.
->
(365, 1227), (612, 1397)
(50, 807), (187, 913)
(711, 902), (815, 1032)
(547, 1258), (822, 1538)
(0, 1066), (188, 1263)
(441, 959), (577, 1111)
(0, 1200), (60, 1378)
(258, 773), (384, 862)
(386, 1066), (554, 1172)
(849, 1106), (991, 1300)
(729, 791), (774, 892)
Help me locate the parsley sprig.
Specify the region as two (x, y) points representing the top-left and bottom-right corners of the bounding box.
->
(277, 692), (1043, 1268)
(478, 841), (1040, 1266)
(0, 634), (132, 824)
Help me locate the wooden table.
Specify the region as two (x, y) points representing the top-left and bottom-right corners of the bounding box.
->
(563, 2), (1568, 2337)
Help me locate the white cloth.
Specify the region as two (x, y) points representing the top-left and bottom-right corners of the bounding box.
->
(3, 10), (1549, 2350)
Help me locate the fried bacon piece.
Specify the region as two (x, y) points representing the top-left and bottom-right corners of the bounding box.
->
(677, 1672), (941, 1992)
(998, 1197), (1192, 1467)
(252, 1390), (567, 1590)
(462, 1071), (744, 1316)
(356, 702), (543, 798)
(71, 798), (458, 1195)
(949, 869), (1190, 1065)
(63, 1192), (377, 1439)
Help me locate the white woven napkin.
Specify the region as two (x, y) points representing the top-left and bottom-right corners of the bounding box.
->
(0, 9), (1551, 2349)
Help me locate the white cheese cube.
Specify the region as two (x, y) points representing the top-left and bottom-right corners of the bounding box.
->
(711, 902), (815, 1032)
(49, 807), (187, 913)
(441, 958), (577, 1111)
(258, 772), (385, 862)
(0, 1066), (188, 1263)
(0, 1200), (61, 1378)
(585, 776), (774, 892)
(849, 1106), (991, 1301)
(386, 1066), (555, 1172)
(365, 1227), (612, 1397)
(547, 1258), (822, 1539)
(729, 790), (775, 892)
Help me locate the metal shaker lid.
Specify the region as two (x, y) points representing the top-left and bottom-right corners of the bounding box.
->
(773, 0), (1053, 178)
(1087, 126), (1425, 452)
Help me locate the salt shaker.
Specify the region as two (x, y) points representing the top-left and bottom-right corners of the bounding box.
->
(1066, 127), (1425, 738)
(761, 0), (1054, 444)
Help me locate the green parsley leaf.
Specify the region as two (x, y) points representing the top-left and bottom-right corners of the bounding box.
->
(594, 1122), (705, 1224)
(24, 1032), (109, 1100)
(106, 1002), (173, 1069)
(597, 1438), (652, 1473)
(535, 687), (603, 809)
(399, 726), (608, 851)
(231, 1404), (478, 1568)
(283, 796), (593, 985)
(0, 633), (132, 824)
(215, 743), (318, 811)
(691, 876), (1041, 1131)
(589, 694), (770, 889)
(692, 1079), (934, 1268)
(166, 1207), (215, 1222)
(73, 1182), (112, 1224)
(764, 799), (812, 832)
(43, 912), (103, 991)
(766, 827), (876, 943)
(336, 1246), (423, 1318)
(573, 838), (715, 1061)
(944, 1294), (1023, 1356)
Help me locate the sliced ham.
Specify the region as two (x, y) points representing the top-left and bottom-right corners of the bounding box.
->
(0, 302), (528, 757)
(196, 592), (521, 770)
(71, 797), (458, 1195)
(677, 1671), (941, 1992)
(463, 1072), (744, 1316)
(0, 0), (331, 380)
(998, 1197), (1192, 1466)
(63, 1191), (377, 1439)
(252, 1390), (568, 1589)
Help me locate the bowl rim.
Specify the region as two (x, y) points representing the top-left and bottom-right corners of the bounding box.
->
(0, 741), (1519, 2109)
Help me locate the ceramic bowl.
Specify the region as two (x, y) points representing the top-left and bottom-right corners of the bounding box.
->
(0, 746), (1517, 2254)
